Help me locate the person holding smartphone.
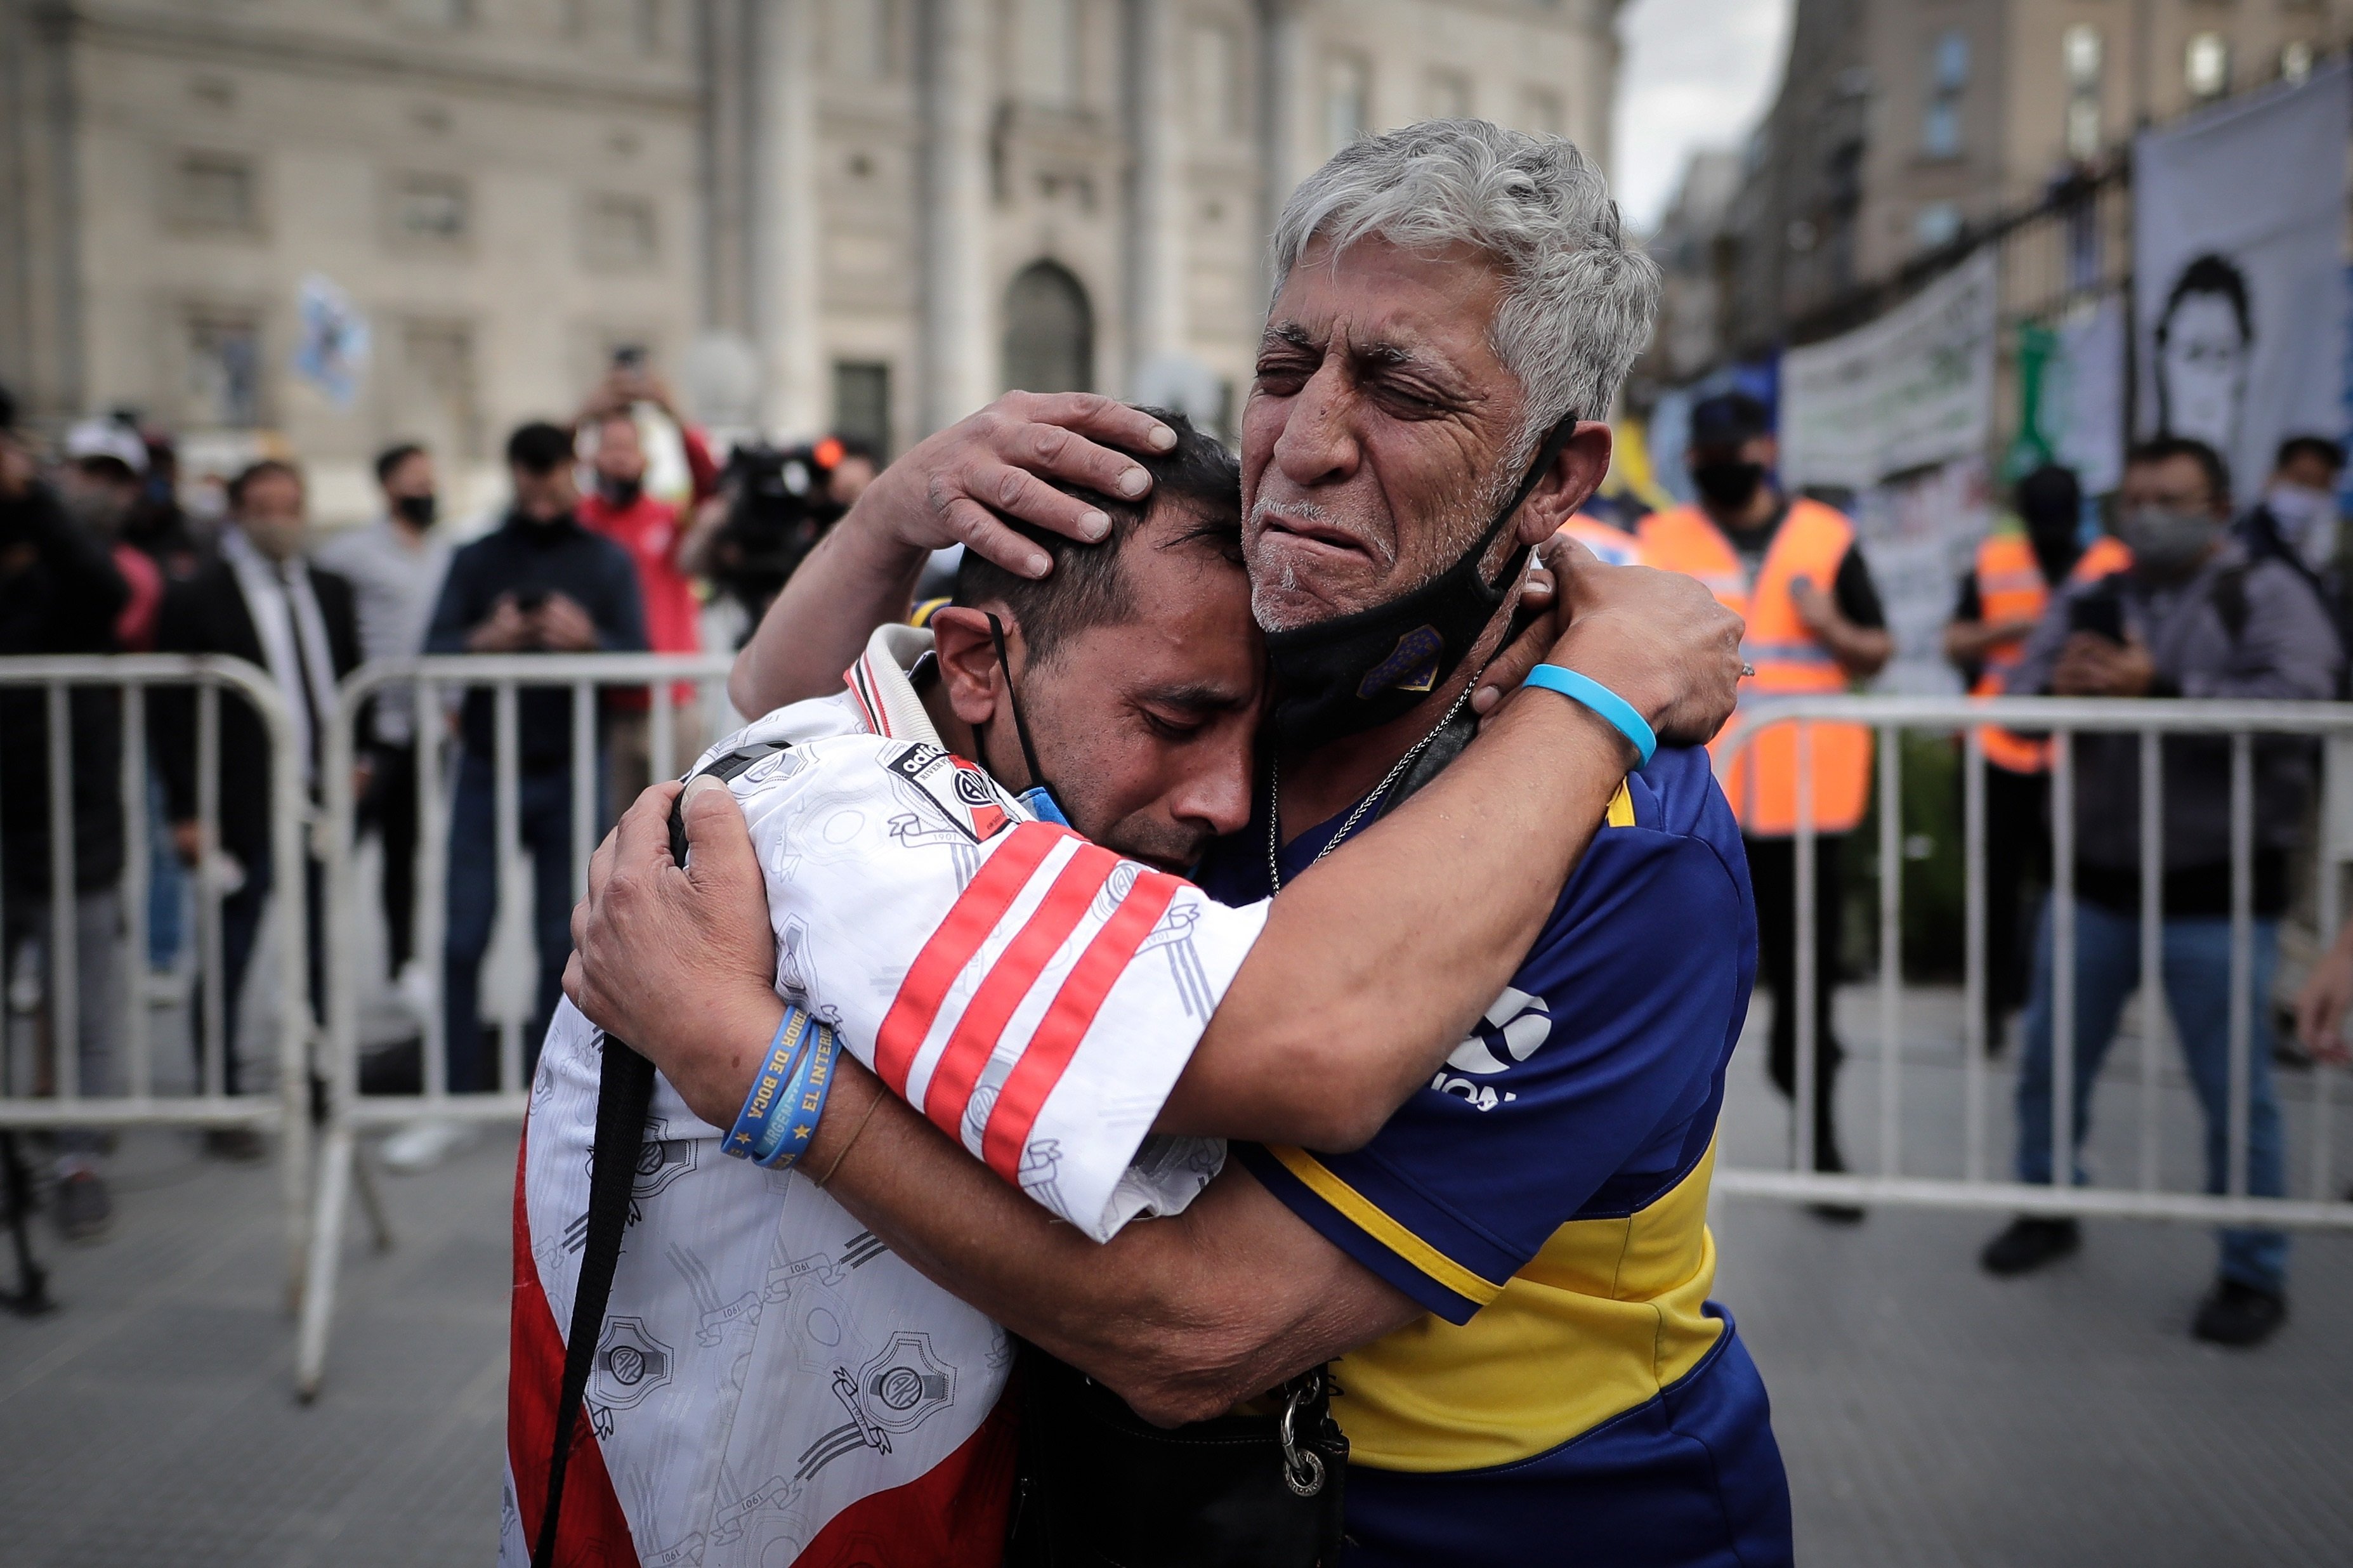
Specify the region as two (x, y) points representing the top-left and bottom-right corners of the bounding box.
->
(391, 423), (647, 1172)
(1977, 436), (2342, 1349)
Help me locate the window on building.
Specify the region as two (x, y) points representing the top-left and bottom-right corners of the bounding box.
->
(2063, 24), (2102, 160)
(1002, 261), (1093, 394)
(169, 152), (259, 234)
(1915, 202), (1962, 251)
(832, 361), (893, 458)
(582, 193), (659, 270)
(2186, 32), (2230, 100)
(183, 308), (263, 428)
(1193, 22), (1241, 135)
(1017, 0), (1080, 109)
(829, 0), (895, 80)
(390, 173), (469, 246)
(393, 319), (480, 462)
(1519, 87), (1563, 137)
(2282, 41), (2317, 86)
(1922, 30), (1968, 159)
(1325, 55), (1370, 154)
(1426, 69), (1471, 121)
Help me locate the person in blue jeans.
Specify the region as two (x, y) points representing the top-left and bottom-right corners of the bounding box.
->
(421, 422), (645, 1120)
(1980, 436), (2342, 1346)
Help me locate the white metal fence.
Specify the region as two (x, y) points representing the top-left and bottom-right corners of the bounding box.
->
(0, 655), (314, 1303)
(297, 652), (736, 1395)
(1710, 694), (2353, 1231)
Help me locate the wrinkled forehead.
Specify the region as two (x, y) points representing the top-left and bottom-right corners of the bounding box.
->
(1264, 235), (1511, 374)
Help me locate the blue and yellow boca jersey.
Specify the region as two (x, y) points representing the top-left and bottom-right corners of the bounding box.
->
(1198, 745), (1792, 1568)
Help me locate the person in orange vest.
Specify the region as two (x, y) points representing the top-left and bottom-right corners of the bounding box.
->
(1557, 509), (1646, 566)
(1942, 465), (2130, 1051)
(1641, 392), (1891, 1212)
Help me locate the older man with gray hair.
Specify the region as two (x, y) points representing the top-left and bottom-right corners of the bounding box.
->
(576, 121), (1790, 1565)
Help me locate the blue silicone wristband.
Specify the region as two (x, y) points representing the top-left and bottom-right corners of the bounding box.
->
(724, 1007), (815, 1164)
(756, 1016), (838, 1170)
(1524, 664), (1658, 768)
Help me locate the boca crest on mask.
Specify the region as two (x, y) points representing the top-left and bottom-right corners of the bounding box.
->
(1262, 417), (1578, 752)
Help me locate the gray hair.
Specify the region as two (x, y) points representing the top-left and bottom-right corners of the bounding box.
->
(1269, 119), (1660, 460)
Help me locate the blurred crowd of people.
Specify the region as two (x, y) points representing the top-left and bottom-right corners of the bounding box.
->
(0, 362), (878, 1232)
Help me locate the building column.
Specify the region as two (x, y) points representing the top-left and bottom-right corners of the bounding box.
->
(752, 0), (824, 435)
(1256, 0), (1314, 300)
(919, 0), (995, 434)
(1123, 0), (1187, 390)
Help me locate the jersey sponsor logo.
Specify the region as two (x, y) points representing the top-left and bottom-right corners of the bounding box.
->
(884, 742), (1015, 842)
(1443, 987), (1552, 1078)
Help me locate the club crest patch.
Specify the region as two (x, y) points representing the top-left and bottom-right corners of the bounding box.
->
(882, 742), (1015, 842)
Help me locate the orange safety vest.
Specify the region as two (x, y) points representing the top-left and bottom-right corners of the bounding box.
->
(1556, 515), (1647, 567)
(1639, 499), (1873, 836)
(1968, 532), (2133, 773)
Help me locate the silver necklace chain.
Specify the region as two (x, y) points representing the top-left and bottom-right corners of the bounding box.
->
(1266, 681), (1477, 894)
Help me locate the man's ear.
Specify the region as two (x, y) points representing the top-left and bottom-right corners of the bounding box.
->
(1515, 420), (1615, 546)
(926, 606), (1006, 728)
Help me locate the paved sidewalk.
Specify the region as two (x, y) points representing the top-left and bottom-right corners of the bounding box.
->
(3, 1012), (2349, 1565)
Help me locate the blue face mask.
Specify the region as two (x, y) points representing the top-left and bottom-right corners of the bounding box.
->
(986, 614), (1072, 829)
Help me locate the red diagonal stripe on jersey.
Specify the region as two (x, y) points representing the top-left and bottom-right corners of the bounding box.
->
(980, 869), (1182, 1184)
(872, 822), (1063, 1095)
(919, 841), (1117, 1137)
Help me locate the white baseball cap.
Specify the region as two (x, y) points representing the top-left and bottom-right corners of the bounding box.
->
(63, 417), (150, 476)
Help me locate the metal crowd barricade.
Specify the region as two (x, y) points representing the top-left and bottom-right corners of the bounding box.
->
(297, 651), (737, 1397)
(1711, 693), (2353, 1230)
(0, 655), (314, 1298)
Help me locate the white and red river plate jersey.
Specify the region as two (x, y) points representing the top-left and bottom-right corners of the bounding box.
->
(505, 625), (1270, 1567)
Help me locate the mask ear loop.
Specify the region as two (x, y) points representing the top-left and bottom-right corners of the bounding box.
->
(985, 612), (1054, 796)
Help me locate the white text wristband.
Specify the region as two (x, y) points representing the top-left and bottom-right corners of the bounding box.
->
(1523, 664), (1658, 768)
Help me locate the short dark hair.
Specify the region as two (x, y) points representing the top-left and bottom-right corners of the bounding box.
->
(2276, 434), (2345, 474)
(2014, 464), (2081, 532)
(506, 421), (576, 474)
(227, 458), (304, 511)
(953, 408), (1242, 666)
(375, 441), (427, 485)
(2158, 252), (2253, 345)
(2127, 436), (2231, 509)
(1689, 391), (1772, 450)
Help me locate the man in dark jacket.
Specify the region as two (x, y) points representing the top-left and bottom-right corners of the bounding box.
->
(0, 388), (131, 1237)
(152, 461), (361, 1154)
(1979, 437), (2342, 1347)
(418, 421), (643, 1118)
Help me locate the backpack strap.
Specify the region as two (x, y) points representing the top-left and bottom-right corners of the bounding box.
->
(531, 745), (788, 1567)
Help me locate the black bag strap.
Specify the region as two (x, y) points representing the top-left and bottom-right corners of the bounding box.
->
(531, 744), (786, 1568)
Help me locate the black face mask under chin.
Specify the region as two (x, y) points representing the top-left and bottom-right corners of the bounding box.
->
(1262, 419), (1578, 753)
(1691, 460), (1766, 511)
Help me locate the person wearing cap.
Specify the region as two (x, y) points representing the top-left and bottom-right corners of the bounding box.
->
(1641, 391), (1892, 1214)
(58, 418), (165, 653)
(1, 390), (133, 1239)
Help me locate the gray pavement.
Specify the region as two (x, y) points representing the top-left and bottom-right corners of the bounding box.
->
(3, 988), (2350, 1567)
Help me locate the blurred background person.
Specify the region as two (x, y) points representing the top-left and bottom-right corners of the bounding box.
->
(56, 418), (163, 655)
(315, 443), (451, 1027)
(1641, 391), (1892, 1217)
(152, 459), (360, 1161)
(1943, 465), (2130, 1050)
(1, 387), (132, 1240)
(1977, 437), (2340, 1347)
(396, 422), (643, 1172)
(2237, 434), (2347, 648)
(695, 436), (867, 634)
(575, 410), (705, 800)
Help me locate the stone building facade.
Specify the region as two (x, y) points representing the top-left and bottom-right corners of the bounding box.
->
(1, 0), (1618, 520)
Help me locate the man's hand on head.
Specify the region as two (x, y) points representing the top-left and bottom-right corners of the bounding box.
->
(842, 392), (1177, 579)
(564, 776), (783, 1128)
(1474, 535), (1746, 747)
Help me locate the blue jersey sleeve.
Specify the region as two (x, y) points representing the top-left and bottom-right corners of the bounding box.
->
(1236, 749), (1755, 1323)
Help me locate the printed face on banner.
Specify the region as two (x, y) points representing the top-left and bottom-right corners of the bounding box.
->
(2155, 261), (2253, 461)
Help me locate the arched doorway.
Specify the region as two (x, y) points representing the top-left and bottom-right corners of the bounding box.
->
(1001, 261), (1094, 395)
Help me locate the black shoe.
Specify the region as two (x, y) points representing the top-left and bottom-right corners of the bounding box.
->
(202, 1128), (266, 1163)
(1980, 1216), (2079, 1276)
(53, 1170), (112, 1242)
(2192, 1280), (2286, 1347)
